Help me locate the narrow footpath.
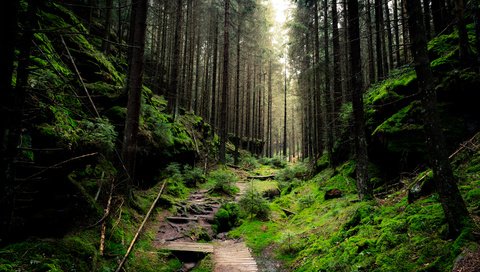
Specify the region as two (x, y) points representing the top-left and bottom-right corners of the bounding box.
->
(154, 170), (258, 271)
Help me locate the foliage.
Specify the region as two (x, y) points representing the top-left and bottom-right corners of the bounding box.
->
(240, 155), (260, 170)
(276, 162), (309, 183)
(258, 156), (287, 168)
(239, 188), (271, 220)
(207, 169), (239, 196)
(214, 202), (240, 233)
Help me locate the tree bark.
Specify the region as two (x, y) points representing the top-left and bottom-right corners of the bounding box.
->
(375, 0), (385, 79)
(332, 0), (344, 139)
(365, 0), (376, 83)
(405, 0), (471, 237)
(169, 0), (183, 118)
(121, 0), (148, 190)
(102, 0), (113, 53)
(322, 0), (333, 164)
(219, 0), (230, 164)
(348, 0), (372, 200)
(393, 0), (401, 66)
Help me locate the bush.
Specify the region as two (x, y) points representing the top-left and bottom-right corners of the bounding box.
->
(214, 202), (240, 233)
(240, 155), (260, 170)
(182, 165), (206, 187)
(208, 169), (239, 196)
(276, 162), (309, 183)
(239, 188), (270, 220)
(259, 156), (287, 168)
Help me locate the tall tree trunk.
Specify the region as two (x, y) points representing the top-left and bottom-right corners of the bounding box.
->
(322, 0), (333, 164)
(375, 0), (385, 79)
(103, 0), (113, 53)
(348, 0), (372, 200)
(384, 0), (394, 70)
(405, 0), (471, 238)
(210, 13), (219, 129)
(268, 60), (273, 157)
(423, 0), (432, 40)
(283, 61), (288, 158)
(169, 0), (183, 117)
(453, 0), (471, 63)
(332, 0), (344, 139)
(219, 0), (230, 164)
(475, 0), (480, 70)
(401, 0), (410, 63)
(393, 0), (401, 66)
(431, 0), (446, 34)
(0, 0), (32, 240)
(234, 19), (241, 165)
(121, 0), (148, 191)
(365, 0), (376, 83)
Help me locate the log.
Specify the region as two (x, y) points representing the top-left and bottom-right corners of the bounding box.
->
(115, 180), (167, 272)
(166, 216), (198, 223)
(246, 175), (275, 180)
(99, 180), (114, 256)
(280, 208), (296, 216)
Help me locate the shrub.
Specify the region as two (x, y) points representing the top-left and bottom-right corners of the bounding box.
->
(208, 169), (239, 196)
(239, 188), (270, 220)
(259, 156), (287, 168)
(276, 162), (309, 183)
(214, 202), (240, 233)
(240, 155), (260, 170)
(182, 165), (206, 187)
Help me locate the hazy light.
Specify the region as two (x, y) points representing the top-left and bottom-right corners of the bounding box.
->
(271, 0), (291, 25)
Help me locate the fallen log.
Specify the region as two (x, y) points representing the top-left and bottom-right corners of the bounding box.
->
(280, 208), (296, 216)
(166, 216), (198, 223)
(115, 180), (167, 272)
(247, 175), (275, 180)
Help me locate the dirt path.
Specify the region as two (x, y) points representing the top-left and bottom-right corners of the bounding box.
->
(154, 170), (258, 271)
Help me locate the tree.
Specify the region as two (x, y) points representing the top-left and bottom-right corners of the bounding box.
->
(121, 0), (148, 191)
(219, 0), (230, 164)
(405, 0), (471, 237)
(348, 0), (372, 200)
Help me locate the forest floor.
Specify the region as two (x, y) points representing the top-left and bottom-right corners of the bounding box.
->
(153, 167), (262, 271)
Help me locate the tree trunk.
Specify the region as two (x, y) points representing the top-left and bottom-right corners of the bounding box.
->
(210, 13), (219, 129)
(121, 0), (148, 191)
(102, 0), (113, 53)
(393, 0), (401, 66)
(365, 0), (376, 83)
(431, 0), (446, 35)
(268, 61), (273, 157)
(453, 0), (471, 63)
(348, 0), (372, 200)
(375, 0), (385, 79)
(423, 0), (431, 40)
(219, 0), (230, 163)
(405, 0), (471, 237)
(332, 0), (344, 139)
(322, 0), (333, 164)
(169, 0), (183, 117)
(0, 0), (29, 240)
(283, 62), (288, 158)
(384, 0), (394, 70)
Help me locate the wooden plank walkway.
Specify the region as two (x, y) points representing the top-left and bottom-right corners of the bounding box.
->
(157, 240), (258, 271)
(159, 241), (214, 253)
(214, 240), (258, 272)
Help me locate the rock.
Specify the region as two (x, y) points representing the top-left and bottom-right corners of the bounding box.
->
(324, 189), (342, 200)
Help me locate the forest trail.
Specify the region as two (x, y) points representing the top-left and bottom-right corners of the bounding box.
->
(155, 168), (258, 271)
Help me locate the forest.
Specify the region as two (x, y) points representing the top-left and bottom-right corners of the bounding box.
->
(0, 0), (479, 271)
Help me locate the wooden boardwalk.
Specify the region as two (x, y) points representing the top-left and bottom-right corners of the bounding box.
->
(159, 241), (214, 253)
(157, 240), (258, 271)
(214, 240), (258, 272)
